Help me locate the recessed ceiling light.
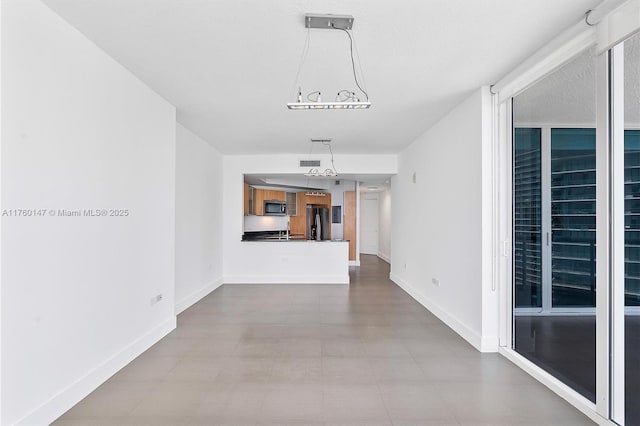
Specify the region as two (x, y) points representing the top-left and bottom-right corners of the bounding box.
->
(368, 186), (378, 191)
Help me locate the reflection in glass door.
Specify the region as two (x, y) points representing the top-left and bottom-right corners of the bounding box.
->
(514, 128), (542, 309)
(551, 129), (596, 308)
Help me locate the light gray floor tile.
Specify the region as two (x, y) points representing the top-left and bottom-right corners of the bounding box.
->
(321, 338), (367, 357)
(279, 338), (323, 357)
(260, 383), (324, 420)
(323, 384), (390, 421)
(269, 356), (322, 384)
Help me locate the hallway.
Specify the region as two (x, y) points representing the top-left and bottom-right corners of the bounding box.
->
(54, 256), (593, 425)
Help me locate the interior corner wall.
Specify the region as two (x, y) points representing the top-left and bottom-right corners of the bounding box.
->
(390, 87), (497, 352)
(378, 188), (391, 263)
(1, 1), (176, 424)
(175, 124), (223, 313)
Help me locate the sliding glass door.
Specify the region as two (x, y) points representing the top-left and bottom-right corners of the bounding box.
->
(511, 31), (640, 424)
(512, 49), (597, 402)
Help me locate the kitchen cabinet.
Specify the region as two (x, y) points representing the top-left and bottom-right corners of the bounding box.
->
(244, 183), (250, 215)
(286, 192), (297, 216)
(244, 184), (256, 215)
(265, 190), (286, 201)
(253, 188), (286, 216)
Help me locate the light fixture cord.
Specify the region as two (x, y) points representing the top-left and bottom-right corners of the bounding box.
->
(332, 25), (369, 102)
(350, 30), (368, 94)
(323, 141), (338, 174)
(305, 139), (314, 188)
(289, 27), (311, 100)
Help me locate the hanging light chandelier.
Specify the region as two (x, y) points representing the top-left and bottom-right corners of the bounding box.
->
(287, 14), (371, 110)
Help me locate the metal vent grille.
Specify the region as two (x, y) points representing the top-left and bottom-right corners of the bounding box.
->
(300, 160), (321, 167)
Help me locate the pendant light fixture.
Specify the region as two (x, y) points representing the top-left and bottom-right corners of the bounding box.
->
(304, 139), (338, 177)
(287, 14), (371, 110)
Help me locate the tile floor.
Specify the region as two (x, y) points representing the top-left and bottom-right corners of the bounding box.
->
(54, 255), (594, 426)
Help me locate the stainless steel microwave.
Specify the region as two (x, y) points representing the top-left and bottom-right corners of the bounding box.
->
(264, 200), (286, 215)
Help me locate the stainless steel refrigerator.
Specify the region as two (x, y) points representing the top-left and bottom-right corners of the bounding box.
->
(306, 205), (330, 240)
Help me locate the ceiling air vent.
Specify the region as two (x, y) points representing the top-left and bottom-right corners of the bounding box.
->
(300, 160), (321, 168)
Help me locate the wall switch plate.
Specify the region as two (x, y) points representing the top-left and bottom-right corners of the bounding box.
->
(432, 278), (440, 287)
(412, 172), (417, 184)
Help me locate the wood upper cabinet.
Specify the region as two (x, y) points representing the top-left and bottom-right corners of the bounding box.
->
(253, 188), (286, 215)
(254, 189), (265, 216)
(264, 190), (286, 202)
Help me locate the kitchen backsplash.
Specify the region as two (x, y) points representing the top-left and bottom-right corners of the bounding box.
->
(244, 215), (290, 232)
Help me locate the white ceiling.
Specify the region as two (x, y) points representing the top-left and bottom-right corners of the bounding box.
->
(42, 0), (600, 154)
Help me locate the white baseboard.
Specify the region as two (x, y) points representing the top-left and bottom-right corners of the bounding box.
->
(499, 348), (614, 426)
(224, 275), (349, 284)
(390, 273), (487, 352)
(377, 252), (391, 264)
(17, 317), (176, 426)
(175, 277), (223, 314)
(349, 260), (360, 267)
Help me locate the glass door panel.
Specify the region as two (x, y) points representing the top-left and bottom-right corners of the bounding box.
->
(550, 128), (597, 308)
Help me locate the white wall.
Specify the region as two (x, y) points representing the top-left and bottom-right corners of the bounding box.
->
(378, 187), (391, 263)
(223, 154), (397, 283)
(175, 123), (223, 314)
(1, 2), (176, 424)
(390, 87), (498, 352)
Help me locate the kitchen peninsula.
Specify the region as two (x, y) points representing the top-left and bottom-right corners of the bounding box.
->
(233, 239), (349, 284)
